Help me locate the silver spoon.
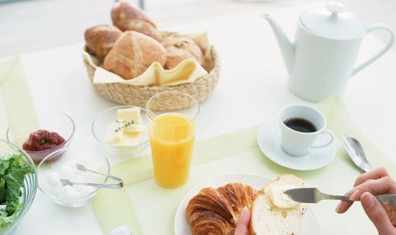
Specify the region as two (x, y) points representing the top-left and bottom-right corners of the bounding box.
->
(342, 134), (374, 172)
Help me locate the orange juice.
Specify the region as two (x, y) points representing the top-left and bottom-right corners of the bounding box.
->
(150, 113), (195, 188)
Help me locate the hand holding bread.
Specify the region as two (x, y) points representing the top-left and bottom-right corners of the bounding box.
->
(187, 183), (257, 235)
(186, 175), (308, 235)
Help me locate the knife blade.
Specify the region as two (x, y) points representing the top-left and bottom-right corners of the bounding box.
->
(284, 187), (396, 205)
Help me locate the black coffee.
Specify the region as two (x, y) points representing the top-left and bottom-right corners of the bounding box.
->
(284, 118), (317, 133)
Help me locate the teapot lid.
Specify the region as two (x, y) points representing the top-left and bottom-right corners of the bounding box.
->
(300, 2), (365, 39)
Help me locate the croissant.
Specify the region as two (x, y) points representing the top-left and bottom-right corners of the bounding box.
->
(186, 183), (258, 235)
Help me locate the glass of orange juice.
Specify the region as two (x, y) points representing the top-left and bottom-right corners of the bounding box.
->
(146, 91), (199, 188)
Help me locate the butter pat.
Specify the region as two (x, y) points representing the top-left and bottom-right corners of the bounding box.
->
(105, 122), (124, 144)
(124, 124), (148, 133)
(105, 107), (148, 147)
(268, 185), (299, 209)
(113, 132), (140, 147)
(117, 107), (142, 124)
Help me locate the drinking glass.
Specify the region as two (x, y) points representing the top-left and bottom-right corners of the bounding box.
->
(146, 91), (199, 188)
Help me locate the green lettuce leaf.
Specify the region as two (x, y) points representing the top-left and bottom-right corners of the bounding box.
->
(0, 153), (34, 232)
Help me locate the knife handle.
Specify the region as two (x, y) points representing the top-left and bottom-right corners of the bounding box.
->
(327, 194), (396, 205)
(325, 194), (352, 201)
(376, 195), (396, 206)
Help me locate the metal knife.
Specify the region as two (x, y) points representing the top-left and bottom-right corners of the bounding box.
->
(284, 187), (396, 206)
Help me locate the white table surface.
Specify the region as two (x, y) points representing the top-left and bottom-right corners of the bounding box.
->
(2, 1), (396, 235)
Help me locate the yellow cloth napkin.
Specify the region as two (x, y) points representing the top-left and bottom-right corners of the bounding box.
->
(91, 97), (396, 235)
(91, 59), (208, 86)
(0, 57), (38, 140)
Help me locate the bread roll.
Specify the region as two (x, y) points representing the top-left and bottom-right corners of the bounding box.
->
(84, 24), (122, 62)
(186, 183), (258, 235)
(162, 36), (204, 70)
(122, 20), (163, 42)
(250, 175), (308, 235)
(111, 2), (162, 41)
(111, 2), (155, 27)
(103, 31), (167, 80)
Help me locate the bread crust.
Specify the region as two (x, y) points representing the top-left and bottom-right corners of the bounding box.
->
(103, 31), (167, 80)
(111, 2), (156, 30)
(162, 36), (204, 70)
(250, 174), (308, 235)
(84, 24), (122, 62)
(122, 20), (163, 42)
(110, 1), (163, 42)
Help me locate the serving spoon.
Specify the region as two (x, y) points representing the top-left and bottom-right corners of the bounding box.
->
(342, 134), (374, 172)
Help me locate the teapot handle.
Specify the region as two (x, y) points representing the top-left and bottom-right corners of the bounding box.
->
(352, 23), (395, 76)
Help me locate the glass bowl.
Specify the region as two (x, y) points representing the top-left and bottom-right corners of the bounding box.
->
(92, 105), (149, 158)
(0, 140), (37, 235)
(6, 109), (75, 164)
(37, 147), (110, 208)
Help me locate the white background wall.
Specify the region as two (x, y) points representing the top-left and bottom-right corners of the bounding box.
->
(0, 0), (395, 58)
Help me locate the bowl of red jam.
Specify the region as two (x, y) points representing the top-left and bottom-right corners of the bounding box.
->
(6, 109), (75, 164)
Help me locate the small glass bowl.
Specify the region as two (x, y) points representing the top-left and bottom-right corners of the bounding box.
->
(92, 105), (149, 158)
(6, 109), (75, 164)
(37, 147), (110, 208)
(0, 140), (37, 235)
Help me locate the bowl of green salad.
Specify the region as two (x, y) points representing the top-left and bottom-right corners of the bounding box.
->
(0, 139), (37, 235)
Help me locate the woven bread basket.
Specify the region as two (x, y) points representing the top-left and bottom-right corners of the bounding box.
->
(82, 46), (220, 108)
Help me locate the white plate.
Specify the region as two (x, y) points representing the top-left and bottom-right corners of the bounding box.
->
(174, 174), (321, 235)
(257, 120), (337, 171)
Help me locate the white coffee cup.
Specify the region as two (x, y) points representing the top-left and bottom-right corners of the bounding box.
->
(279, 104), (334, 156)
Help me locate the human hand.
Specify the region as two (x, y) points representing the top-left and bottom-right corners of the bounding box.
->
(234, 207), (250, 235)
(336, 167), (396, 235)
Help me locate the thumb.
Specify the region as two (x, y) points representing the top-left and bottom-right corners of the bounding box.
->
(361, 192), (395, 235)
(234, 207), (250, 235)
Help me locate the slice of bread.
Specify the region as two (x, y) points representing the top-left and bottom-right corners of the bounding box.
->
(250, 174), (308, 235)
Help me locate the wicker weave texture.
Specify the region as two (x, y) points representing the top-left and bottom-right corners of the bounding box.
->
(83, 46), (220, 108)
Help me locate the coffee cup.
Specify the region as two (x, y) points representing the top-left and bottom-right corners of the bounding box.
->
(279, 104), (333, 156)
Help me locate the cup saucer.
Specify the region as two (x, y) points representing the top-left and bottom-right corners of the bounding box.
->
(257, 120), (337, 171)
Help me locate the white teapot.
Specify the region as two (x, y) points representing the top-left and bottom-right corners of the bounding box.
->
(263, 2), (394, 102)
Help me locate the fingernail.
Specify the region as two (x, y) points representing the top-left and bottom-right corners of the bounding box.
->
(350, 189), (360, 200)
(335, 203), (343, 213)
(240, 206), (249, 216)
(345, 189), (355, 195)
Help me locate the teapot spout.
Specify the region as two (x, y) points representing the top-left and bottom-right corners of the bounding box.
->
(262, 14), (294, 74)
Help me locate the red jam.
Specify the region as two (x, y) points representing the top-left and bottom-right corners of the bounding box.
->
(23, 129), (65, 151)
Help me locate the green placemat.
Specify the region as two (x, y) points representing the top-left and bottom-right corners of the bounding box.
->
(92, 97), (395, 235)
(0, 57), (38, 140)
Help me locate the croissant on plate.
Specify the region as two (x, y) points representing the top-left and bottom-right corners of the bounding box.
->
(186, 183), (258, 235)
